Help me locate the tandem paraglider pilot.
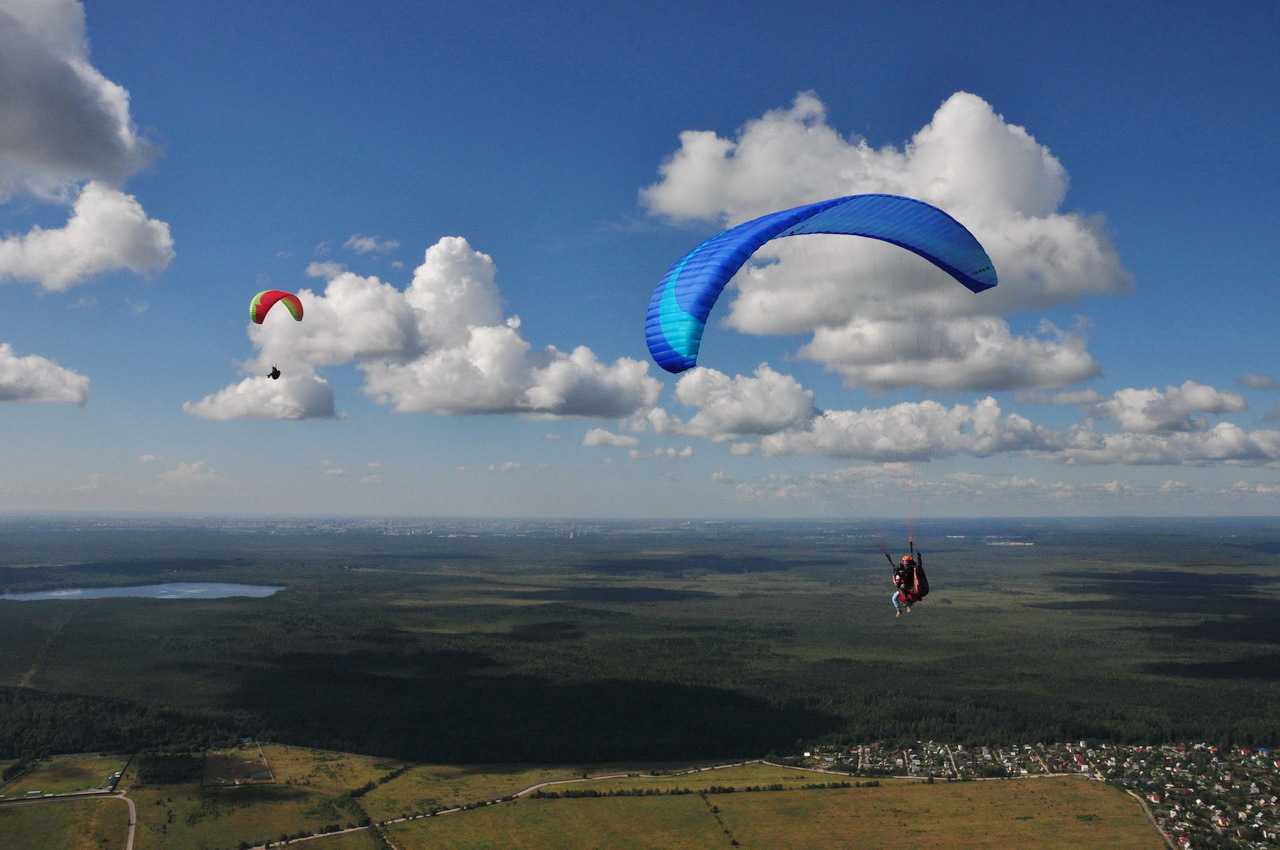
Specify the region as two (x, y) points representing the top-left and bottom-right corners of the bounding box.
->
(891, 553), (928, 617)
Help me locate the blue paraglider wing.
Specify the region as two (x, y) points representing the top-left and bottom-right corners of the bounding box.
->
(645, 194), (997, 374)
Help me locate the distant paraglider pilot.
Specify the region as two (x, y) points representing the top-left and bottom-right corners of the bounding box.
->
(891, 552), (928, 617)
(268, 366), (281, 380)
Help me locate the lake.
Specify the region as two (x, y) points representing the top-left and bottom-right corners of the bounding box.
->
(1, 582), (285, 601)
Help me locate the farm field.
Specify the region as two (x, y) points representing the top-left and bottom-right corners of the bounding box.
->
(385, 774), (1162, 850)
(364, 763), (641, 821)
(125, 745), (402, 850)
(0, 796), (129, 849)
(709, 777), (1162, 849)
(0, 753), (128, 797)
(0, 750), (1167, 850)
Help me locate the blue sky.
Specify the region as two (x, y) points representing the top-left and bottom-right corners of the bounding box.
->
(1, 0), (1277, 521)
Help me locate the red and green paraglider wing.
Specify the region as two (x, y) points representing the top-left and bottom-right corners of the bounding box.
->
(250, 290), (304, 324)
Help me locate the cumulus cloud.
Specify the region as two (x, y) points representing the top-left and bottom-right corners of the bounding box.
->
(641, 91), (1126, 393)
(0, 0), (154, 197)
(644, 366), (1056, 461)
(1029, 422), (1280, 467)
(647, 365), (818, 440)
(191, 236), (661, 421)
(0, 181), (173, 290)
(798, 316), (1098, 392)
(183, 373), (336, 421)
(582, 428), (642, 448)
(1075, 380), (1247, 433)
(0, 342), (88, 403)
(0, 0), (172, 290)
(644, 367), (1280, 469)
(756, 397), (1054, 461)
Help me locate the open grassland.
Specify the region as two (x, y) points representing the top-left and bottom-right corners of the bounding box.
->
(256, 744), (402, 790)
(365, 763), (604, 821)
(0, 750), (1165, 850)
(389, 794), (728, 849)
(385, 775), (1163, 849)
(1, 753), (127, 796)
(0, 796), (129, 850)
(304, 830), (385, 850)
(712, 777), (1163, 849)
(562, 761), (885, 795)
(362, 761), (720, 821)
(126, 746), (403, 850)
(129, 782), (334, 850)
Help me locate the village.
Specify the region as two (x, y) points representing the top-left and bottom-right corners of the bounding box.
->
(799, 741), (1279, 849)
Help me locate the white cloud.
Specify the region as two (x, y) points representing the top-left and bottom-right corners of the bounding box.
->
(649, 365), (818, 440)
(650, 371), (1280, 468)
(1076, 380), (1247, 433)
(1230, 481), (1280, 496)
(306, 261), (346, 279)
(193, 235), (661, 420)
(1030, 422), (1280, 467)
(757, 397), (1054, 461)
(0, 342), (88, 403)
(0, 1), (172, 290)
(0, 0), (153, 198)
(641, 91), (1127, 393)
(797, 316), (1098, 392)
(0, 181), (173, 290)
(249, 271), (420, 373)
(628, 446), (693, 459)
(344, 234), (399, 254)
(488, 462), (522, 472)
(1240, 373), (1280, 391)
(582, 428), (642, 448)
(182, 373), (336, 421)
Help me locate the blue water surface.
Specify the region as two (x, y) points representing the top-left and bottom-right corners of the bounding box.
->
(2, 582), (285, 601)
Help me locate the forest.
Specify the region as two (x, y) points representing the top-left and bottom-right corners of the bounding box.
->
(1, 515), (1277, 763)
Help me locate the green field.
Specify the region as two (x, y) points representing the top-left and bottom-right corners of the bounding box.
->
(0, 749), (1169, 850)
(1, 753), (127, 797)
(0, 796), (129, 849)
(364, 763), (626, 821)
(385, 774), (1162, 849)
(123, 745), (400, 850)
(562, 761), (875, 794)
